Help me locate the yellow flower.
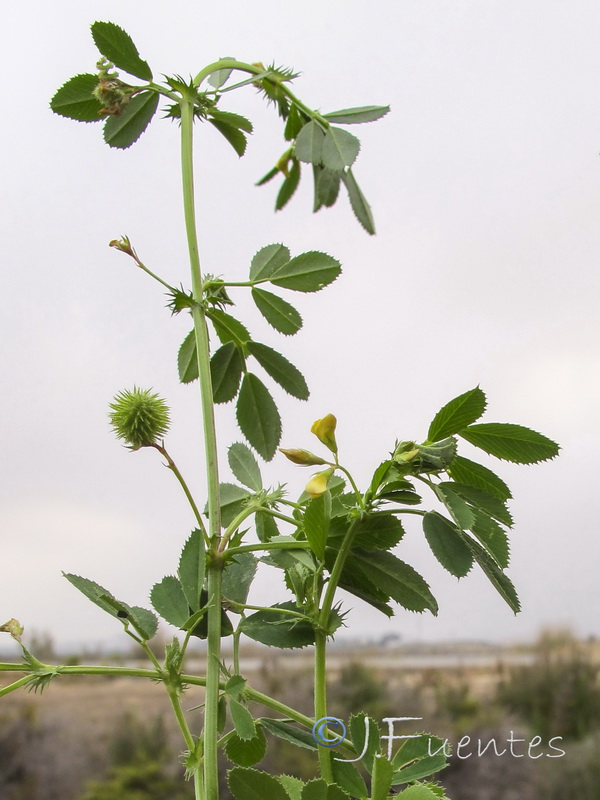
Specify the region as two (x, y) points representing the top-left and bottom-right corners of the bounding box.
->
(279, 448), (327, 466)
(311, 414), (338, 454)
(305, 468), (335, 498)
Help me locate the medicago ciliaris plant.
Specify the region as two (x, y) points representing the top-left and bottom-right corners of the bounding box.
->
(0, 21), (559, 800)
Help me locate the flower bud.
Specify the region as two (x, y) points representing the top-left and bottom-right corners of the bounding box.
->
(311, 414), (338, 454)
(305, 467), (335, 498)
(109, 387), (171, 450)
(279, 448), (328, 466)
(0, 618), (24, 641)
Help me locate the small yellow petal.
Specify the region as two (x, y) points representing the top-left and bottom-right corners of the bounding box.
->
(310, 414), (338, 454)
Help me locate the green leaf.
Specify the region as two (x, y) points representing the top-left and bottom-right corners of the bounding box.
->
(228, 442), (263, 491)
(209, 309), (250, 346)
(427, 387), (487, 442)
(237, 374), (282, 461)
(50, 74), (103, 122)
(332, 759), (368, 799)
(250, 244), (291, 281)
(276, 159), (301, 210)
(395, 783), (445, 799)
(284, 104), (305, 140)
(256, 166), (279, 186)
(209, 108), (253, 132)
(323, 105), (390, 124)
(435, 484), (475, 530)
(447, 455), (511, 501)
(62, 574), (157, 639)
(230, 698), (257, 740)
(270, 251), (341, 293)
(240, 602), (315, 648)
(464, 537), (521, 613)
(103, 91), (159, 149)
(342, 169), (375, 234)
(260, 718), (318, 751)
(252, 288), (302, 336)
(278, 775), (305, 800)
(222, 553), (258, 605)
(302, 779), (349, 800)
(330, 513), (405, 551)
(371, 755), (394, 800)
(295, 120), (326, 164)
(303, 493), (331, 560)
(217, 483), (250, 527)
(91, 21), (153, 80)
(208, 65), (234, 89)
(211, 343), (244, 403)
(392, 732), (449, 770)
(346, 551), (438, 615)
(150, 576), (189, 627)
(255, 511), (280, 542)
(178, 529), (204, 613)
(209, 119), (247, 156)
(228, 767), (290, 800)
(459, 423), (560, 464)
(335, 557), (394, 617)
(322, 127), (361, 171)
(349, 714), (381, 774)
(225, 726), (267, 767)
(471, 510), (510, 568)
(422, 512), (474, 578)
(445, 483), (513, 527)
(178, 330), (198, 383)
(316, 168), (341, 207)
(247, 342), (309, 400)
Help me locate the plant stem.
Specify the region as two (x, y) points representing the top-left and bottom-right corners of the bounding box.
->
(180, 97), (223, 800)
(0, 675), (33, 697)
(226, 540), (310, 557)
(314, 630), (333, 782)
(151, 443), (209, 543)
(166, 684), (204, 800)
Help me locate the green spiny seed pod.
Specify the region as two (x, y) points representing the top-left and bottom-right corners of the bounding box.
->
(109, 387), (170, 450)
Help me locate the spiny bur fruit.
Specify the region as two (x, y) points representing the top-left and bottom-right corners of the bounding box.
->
(109, 387), (171, 450)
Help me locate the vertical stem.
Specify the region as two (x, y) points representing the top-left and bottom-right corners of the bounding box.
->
(180, 99), (223, 800)
(314, 630), (333, 783)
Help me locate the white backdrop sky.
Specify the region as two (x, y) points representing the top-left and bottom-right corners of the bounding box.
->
(2, 1), (599, 650)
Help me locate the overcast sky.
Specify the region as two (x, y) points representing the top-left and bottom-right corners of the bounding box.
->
(1, 1), (599, 652)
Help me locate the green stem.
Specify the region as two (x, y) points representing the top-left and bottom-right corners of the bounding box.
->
(0, 675), (33, 697)
(180, 97), (223, 800)
(204, 563), (223, 799)
(314, 630), (333, 782)
(151, 443), (209, 543)
(166, 685), (203, 800)
(318, 516), (361, 629)
(226, 540), (310, 557)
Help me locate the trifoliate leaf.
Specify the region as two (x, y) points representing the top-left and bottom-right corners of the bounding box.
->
(209, 119), (248, 156)
(240, 602), (315, 648)
(447, 455), (511, 501)
(322, 127), (360, 171)
(211, 343), (244, 403)
(178, 529), (205, 613)
(237, 374), (281, 461)
(247, 342), (309, 400)
(459, 423), (560, 464)
(225, 726), (267, 767)
(91, 21), (153, 80)
(228, 442), (263, 491)
(422, 512), (474, 578)
(252, 288), (302, 335)
(295, 120), (326, 164)
(276, 158), (301, 210)
(103, 91), (159, 149)
(427, 387), (487, 442)
(342, 169), (375, 234)
(270, 251), (341, 293)
(250, 244), (291, 281)
(323, 105), (390, 124)
(178, 330), (198, 383)
(150, 576), (189, 627)
(50, 74), (103, 122)
(228, 767), (290, 800)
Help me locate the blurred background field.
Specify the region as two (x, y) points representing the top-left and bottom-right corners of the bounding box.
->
(2, 628), (600, 800)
